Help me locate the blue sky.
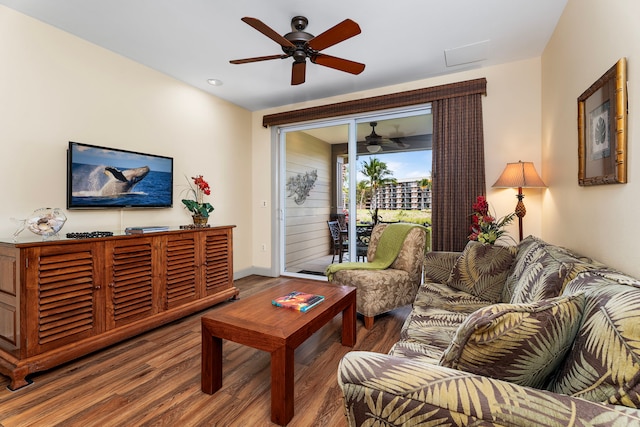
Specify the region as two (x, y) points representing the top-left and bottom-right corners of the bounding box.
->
(72, 143), (172, 173)
(356, 150), (432, 182)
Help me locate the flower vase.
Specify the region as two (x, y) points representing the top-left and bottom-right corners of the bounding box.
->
(192, 214), (208, 227)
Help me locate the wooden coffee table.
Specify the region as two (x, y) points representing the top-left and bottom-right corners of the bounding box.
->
(201, 280), (356, 425)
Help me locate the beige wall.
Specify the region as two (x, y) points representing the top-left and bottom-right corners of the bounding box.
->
(542, 0), (640, 277)
(252, 58), (544, 270)
(0, 7), (254, 276)
(14, 3), (633, 278)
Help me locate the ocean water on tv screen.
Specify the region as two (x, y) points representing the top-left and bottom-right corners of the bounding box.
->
(70, 163), (172, 207)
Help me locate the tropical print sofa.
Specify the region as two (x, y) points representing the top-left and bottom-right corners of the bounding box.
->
(338, 236), (640, 426)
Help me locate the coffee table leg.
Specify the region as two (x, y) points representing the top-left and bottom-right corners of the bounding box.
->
(342, 296), (357, 346)
(270, 345), (294, 425)
(201, 326), (223, 394)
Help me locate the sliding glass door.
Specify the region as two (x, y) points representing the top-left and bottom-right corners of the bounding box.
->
(278, 121), (352, 277)
(277, 107), (432, 279)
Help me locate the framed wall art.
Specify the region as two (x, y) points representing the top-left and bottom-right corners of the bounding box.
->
(578, 57), (628, 186)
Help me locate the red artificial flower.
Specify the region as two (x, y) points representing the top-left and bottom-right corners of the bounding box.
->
(192, 175), (211, 195)
(182, 174), (214, 217)
(472, 195), (489, 215)
(468, 195), (516, 244)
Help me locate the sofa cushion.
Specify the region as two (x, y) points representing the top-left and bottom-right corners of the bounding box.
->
(509, 245), (592, 304)
(399, 306), (469, 350)
(401, 282), (495, 350)
(388, 339), (444, 364)
(413, 281), (495, 314)
(551, 272), (640, 407)
(439, 293), (585, 389)
(446, 241), (515, 303)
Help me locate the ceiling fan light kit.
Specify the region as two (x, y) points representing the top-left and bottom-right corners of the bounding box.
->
(230, 15), (365, 85)
(366, 144), (382, 153)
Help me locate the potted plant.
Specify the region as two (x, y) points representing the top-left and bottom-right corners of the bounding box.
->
(182, 175), (214, 225)
(468, 195), (515, 244)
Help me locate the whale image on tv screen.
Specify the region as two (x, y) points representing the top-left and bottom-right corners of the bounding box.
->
(67, 141), (173, 209)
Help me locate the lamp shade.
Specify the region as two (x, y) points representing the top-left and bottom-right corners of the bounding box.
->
(492, 161), (546, 188)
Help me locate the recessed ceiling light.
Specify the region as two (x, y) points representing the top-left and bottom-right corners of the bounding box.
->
(207, 79), (223, 86)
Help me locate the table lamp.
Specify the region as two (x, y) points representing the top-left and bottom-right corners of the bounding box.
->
(492, 161), (546, 241)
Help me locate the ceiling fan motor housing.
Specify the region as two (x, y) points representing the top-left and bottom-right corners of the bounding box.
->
(291, 16), (308, 31)
(283, 16), (315, 62)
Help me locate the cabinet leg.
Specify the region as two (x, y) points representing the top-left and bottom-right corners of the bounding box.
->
(7, 366), (31, 391)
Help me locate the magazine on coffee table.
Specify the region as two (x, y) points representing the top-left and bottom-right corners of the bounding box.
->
(272, 291), (325, 313)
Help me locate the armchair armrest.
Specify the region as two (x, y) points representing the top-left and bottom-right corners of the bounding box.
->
(338, 351), (640, 426)
(424, 251), (461, 283)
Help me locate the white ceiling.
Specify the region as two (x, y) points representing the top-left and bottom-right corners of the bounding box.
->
(0, 0), (567, 112)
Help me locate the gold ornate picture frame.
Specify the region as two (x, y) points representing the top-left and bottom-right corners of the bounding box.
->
(578, 58), (627, 186)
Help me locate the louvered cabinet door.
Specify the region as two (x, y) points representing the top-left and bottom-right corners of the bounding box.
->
(164, 233), (199, 309)
(104, 238), (157, 329)
(25, 243), (104, 356)
(202, 228), (233, 296)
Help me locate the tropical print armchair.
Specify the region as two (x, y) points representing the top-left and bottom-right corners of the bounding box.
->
(328, 223), (428, 329)
(338, 236), (640, 426)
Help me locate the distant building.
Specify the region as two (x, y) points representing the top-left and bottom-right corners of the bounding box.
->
(372, 178), (431, 210)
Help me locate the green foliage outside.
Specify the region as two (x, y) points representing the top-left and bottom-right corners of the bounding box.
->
(352, 156), (431, 227)
(359, 158), (397, 224)
(355, 209), (431, 226)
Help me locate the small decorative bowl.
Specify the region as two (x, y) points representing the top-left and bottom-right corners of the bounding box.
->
(26, 208), (67, 239)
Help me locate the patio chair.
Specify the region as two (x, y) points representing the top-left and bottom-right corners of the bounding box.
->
(327, 220), (348, 263)
(355, 225), (372, 261)
(330, 213), (348, 232)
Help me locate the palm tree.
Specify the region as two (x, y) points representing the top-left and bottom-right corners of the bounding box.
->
(360, 157), (396, 224)
(417, 173), (432, 210)
(418, 178), (432, 190)
(356, 180), (370, 210)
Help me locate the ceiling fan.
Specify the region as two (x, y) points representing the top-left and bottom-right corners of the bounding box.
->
(229, 16), (365, 85)
(363, 122), (411, 153)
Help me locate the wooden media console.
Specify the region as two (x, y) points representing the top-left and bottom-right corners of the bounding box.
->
(0, 225), (238, 390)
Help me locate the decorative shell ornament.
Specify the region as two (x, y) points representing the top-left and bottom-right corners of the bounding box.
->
(16, 208), (67, 240)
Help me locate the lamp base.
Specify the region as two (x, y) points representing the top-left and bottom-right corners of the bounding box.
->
(515, 188), (525, 241)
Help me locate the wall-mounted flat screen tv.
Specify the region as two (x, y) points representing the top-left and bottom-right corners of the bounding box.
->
(67, 141), (173, 209)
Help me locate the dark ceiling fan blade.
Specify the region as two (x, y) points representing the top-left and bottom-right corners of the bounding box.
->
(241, 17), (296, 48)
(291, 61), (306, 85)
(230, 54), (288, 64)
(307, 19), (361, 51)
(389, 138), (410, 148)
(311, 53), (365, 75)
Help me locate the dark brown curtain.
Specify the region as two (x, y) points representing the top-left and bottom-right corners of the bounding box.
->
(431, 93), (486, 252)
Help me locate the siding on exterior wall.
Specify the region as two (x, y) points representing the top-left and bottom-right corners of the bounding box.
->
(285, 132), (332, 270)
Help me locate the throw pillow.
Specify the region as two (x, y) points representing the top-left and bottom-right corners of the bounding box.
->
(551, 274), (640, 406)
(446, 241), (515, 303)
(501, 235), (547, 302)
(439, 293), (585, 389)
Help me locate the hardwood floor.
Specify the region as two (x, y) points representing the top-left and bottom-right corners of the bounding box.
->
(0, 275), (410, 427)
